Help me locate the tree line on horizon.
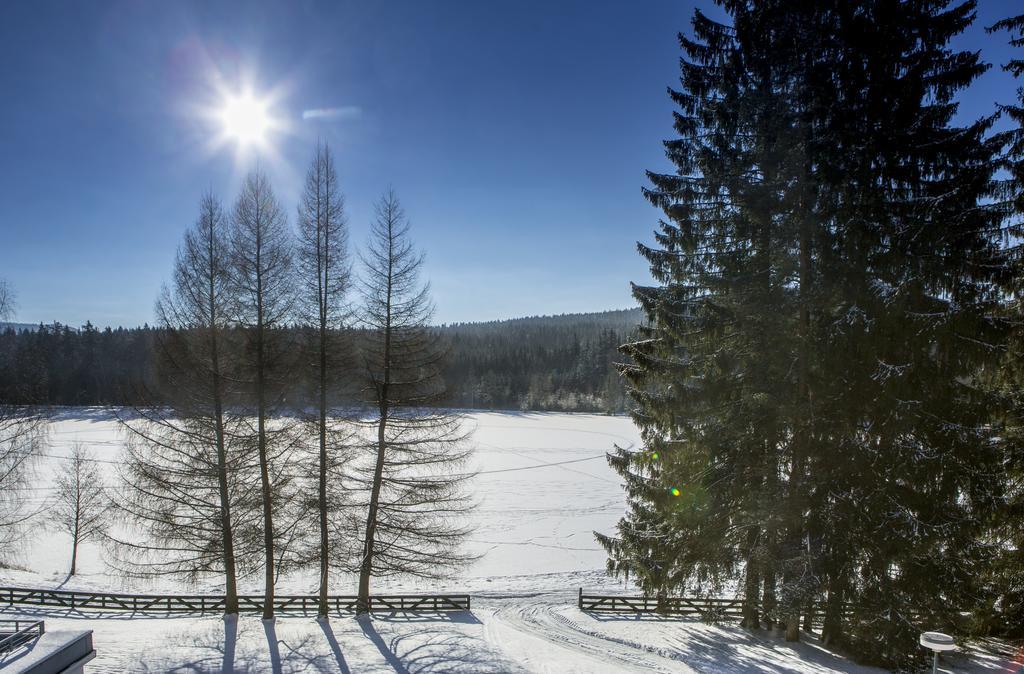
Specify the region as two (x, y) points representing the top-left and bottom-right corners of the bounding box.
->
(0, 310), (637, 414)
(598, 2), (1024, 670)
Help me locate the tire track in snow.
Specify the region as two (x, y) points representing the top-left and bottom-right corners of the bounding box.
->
(484, 596), (695, 674)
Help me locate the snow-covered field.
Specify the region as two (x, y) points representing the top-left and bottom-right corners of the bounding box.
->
(1, 410), (1017, 672)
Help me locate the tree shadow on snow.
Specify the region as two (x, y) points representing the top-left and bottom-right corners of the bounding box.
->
(317, 619), (352, 674)
(369, 610), (481, 625)
(223, 615), (237, 673)
(389, 628), (528, 674)
(262, 619), (282, 674)
(581, 611), (880, 673)
(358, 615), (412, 674)
(359, 615), (524, 674)
(130, 617), (335, 674)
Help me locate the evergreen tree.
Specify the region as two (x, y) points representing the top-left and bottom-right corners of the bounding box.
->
(602, 1), (1009, 666)
(598, 1), (811, 634)
(802, 2), (1006, 664)
(984, 11), (1024, 638)
(0, 312), (639, 414)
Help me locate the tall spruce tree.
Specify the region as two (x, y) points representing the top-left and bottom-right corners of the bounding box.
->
(985, 11), (1024, 637)
(990, 13), (1024, 222)
(803, 2), (1007, 665)
(602, 1), (1009, 667)
(597, 1), (815, 634)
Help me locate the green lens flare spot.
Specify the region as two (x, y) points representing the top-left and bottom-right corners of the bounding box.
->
(670, 487), (681, 497)
(651, 452), (660, 460)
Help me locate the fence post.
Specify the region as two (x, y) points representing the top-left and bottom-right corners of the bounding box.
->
(578, 588), (583, 610)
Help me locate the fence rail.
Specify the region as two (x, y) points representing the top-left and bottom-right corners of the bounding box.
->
(0, 620), (45, 654)
(577, 590), (863, 624)
(0, 587), (469, 615)
(577, 589), (751, 619)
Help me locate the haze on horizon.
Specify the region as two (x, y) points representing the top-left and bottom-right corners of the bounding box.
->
(0, 0), (1015, 329)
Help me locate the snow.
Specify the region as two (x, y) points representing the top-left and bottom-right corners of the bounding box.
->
(11, 409), (639, 594)
(2, 409), (1019, 672)
(0, 627), (94, 673)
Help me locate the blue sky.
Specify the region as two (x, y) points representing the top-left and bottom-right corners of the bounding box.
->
(0, 1), (1018, 328)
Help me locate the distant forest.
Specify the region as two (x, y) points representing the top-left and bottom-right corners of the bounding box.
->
(0, 308), (640, 413)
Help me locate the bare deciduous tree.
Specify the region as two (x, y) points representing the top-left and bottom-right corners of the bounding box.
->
(230, 169), (297, 620)
(0, 278), (47, 563)
(296, 142), (354, 617)
(0, 279), (13, 322)
(355, 190), (475, 612)
(49, 444), (108, 576)
(0, 407), (46, 561)
(111, 194), (257, 613)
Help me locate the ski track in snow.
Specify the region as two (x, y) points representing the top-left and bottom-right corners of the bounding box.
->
(482, 593), (693, 674)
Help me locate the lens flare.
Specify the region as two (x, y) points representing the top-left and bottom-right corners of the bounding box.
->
(670, 487), (681, 497)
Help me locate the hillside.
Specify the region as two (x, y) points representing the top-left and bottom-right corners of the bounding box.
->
(0, 309), (643, 412)
(440, 308), (642, 412)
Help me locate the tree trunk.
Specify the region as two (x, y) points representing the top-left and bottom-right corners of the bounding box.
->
(216, 423), (239, 614)
(785, 613), (800, 642)
(358, 408), (388, 613)
(257, 349), (274, 619)
(821, 585), (845, 646)
(71, 474), (81, 576)
(742, 571), (760, 627)
(655, 588), (668, 615)
(213, 367), (238, 614)
(317, 322), (329, 617)
(316, 157), (331, 619)
(208, 228), (239, 616)
(255, 237), (275, 621)
(70, 531), (78, 576)
(742, 528), (761, 629)
(358, 255), (393, 614)
(762, 560), (776, 630)
(783, 207), (814, 645)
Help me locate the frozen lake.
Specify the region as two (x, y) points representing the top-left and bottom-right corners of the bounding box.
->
(9, 408), (641, 595)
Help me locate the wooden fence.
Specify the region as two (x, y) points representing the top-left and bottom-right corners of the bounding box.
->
(577, 590), (867, 625)
(0, 587), (470, 615)
(577, 589), (751, 620)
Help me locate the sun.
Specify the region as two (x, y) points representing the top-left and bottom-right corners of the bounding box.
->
(220, 91), (271, 148)
(197, 76), (289, 165)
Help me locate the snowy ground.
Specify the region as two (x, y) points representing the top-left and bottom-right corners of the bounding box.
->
(1, 410), (1019, 672)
